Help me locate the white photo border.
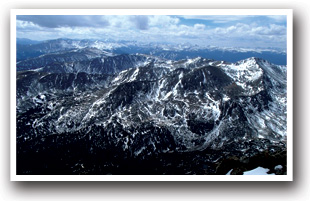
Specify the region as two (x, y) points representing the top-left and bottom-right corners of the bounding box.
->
(10, 9), (293, 181)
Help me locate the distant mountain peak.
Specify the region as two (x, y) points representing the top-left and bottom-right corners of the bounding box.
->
(17, 38), (287, 65)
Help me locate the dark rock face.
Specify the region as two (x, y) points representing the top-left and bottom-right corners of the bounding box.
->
(17, 51), (153, 74)
(16, 51), (287, 175)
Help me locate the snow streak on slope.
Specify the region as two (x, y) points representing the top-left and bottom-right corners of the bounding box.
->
(16, 54), (287, 175)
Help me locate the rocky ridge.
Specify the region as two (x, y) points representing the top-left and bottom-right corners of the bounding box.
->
(16, 52), (287, 175)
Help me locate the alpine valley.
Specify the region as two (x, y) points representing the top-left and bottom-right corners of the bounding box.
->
(16, 38), (287, 175)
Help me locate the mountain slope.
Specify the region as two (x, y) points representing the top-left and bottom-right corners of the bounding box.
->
(16, 55), (287, 175)
(17, 38), (287, 65)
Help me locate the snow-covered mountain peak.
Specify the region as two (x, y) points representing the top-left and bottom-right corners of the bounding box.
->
(215, 57), (264, 96)
(16, 51), (288, 175)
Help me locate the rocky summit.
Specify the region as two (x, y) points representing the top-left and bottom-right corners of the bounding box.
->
(16, 47), (287, 175)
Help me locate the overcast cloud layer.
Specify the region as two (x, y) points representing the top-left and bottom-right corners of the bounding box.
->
(16, 15), (287, 50)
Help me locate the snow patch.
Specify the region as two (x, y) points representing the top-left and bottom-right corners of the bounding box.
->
(274, 165), (283, 170)
(243, 167), (275, 175)
(226, 169), (233, 175)
(128, 67), (140, 82)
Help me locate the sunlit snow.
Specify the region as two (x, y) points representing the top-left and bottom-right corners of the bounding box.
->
(243, 167), (275, 175)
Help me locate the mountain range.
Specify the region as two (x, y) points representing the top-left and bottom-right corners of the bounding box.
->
(17, 38), (287, 65)
(16, 38), (287, 175)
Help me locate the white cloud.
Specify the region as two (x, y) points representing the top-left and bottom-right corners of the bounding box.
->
(267, 15), (287, 23)
(16, 15), (287, 49)
(148, 15), (180, 27)
(211, 23), (286, 37)
(181, 15), (252, 23)
(206, 22), (286, 48)
(194, 24), (206, 30)
(17, 15), (110, 28)
(16, 20), (44, 31)
(101, 15), (132, 29)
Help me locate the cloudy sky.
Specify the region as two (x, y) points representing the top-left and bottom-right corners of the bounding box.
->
(16, 15), (287, 50)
